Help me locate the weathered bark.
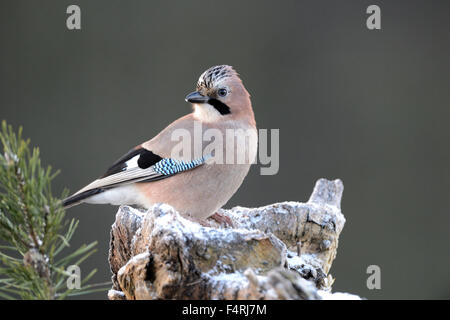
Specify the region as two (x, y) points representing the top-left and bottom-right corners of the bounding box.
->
(108, 178), (360, 300)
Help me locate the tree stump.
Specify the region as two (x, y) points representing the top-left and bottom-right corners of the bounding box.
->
(107, 178), (361, 300)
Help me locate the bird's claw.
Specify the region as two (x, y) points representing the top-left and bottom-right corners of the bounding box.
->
(208, 212), (234, 228)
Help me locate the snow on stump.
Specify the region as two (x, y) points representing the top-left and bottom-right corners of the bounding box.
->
(107, 178), (361, 300)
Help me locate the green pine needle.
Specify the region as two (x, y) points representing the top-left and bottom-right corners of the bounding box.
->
(0, 120), (110, 299)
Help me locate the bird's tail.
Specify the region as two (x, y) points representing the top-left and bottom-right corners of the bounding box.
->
(62, 188), (104, 209)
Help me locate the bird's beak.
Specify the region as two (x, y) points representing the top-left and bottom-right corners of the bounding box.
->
(185, 91), (209, 104)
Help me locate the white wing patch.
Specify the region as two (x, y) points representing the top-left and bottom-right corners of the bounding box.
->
(125, 154), (140, 168)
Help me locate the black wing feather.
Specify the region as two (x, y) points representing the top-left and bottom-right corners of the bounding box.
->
(101, 147), (162, 178)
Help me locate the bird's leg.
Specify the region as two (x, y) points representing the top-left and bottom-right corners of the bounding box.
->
(208, 212), (234, 228)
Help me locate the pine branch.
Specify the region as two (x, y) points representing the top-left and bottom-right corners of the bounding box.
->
(0, 120), (110, 299)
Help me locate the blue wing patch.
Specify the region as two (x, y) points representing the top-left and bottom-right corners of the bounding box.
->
(153, 156), (208, 176)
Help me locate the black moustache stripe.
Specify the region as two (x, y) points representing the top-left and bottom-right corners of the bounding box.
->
(208, 98), (231, 115)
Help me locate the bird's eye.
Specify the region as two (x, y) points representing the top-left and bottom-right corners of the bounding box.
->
(218, 88), (228, 97)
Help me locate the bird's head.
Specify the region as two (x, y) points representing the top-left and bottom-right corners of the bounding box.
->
(185, 65), (253, 123)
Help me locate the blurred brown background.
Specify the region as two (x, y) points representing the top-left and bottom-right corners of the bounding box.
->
(1, 0), (449, 299)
